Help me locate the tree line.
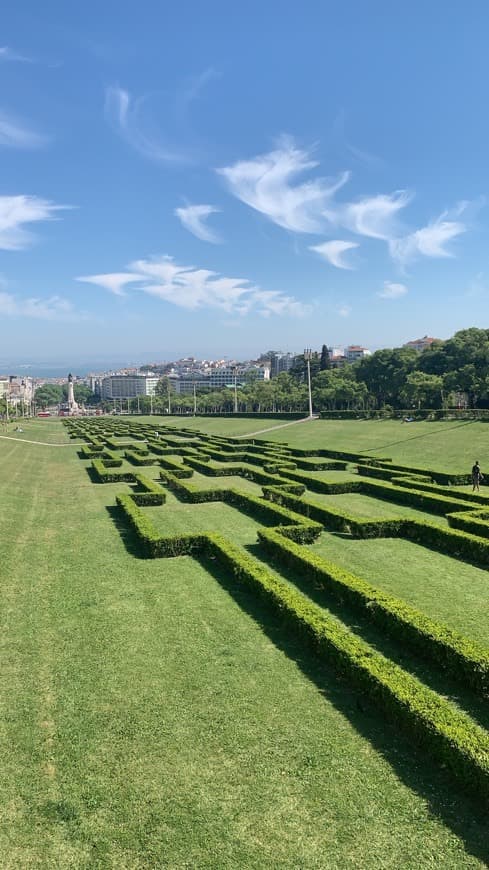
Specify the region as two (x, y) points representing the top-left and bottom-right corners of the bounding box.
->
(31, 328), (489, 415)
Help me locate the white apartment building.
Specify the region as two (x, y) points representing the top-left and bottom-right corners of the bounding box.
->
(101, 374), (159, 399)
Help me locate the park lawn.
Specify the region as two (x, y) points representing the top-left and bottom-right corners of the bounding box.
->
(308, 534), (489, 648)
(134, 415), (300, 436)
(1, 418), (72, 444)
(143, 499), (263, 545)
(305, 492), (450, 526)
(258, 419), (489, 472)
(1, 438), (488, 865)
(182, 470), (264, 495)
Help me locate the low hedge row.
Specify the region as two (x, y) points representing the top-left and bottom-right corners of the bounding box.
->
(374, 460), (471, 486)
(447, 509), (489, 539)
(262, 487), (403, 537)
(158, 456), (194, 478)
(394, 476), (489, 506)
(202, 533), (489, 801)
(116, 493), (205, 557)
(257, 528), (489, 697)
(91, 460), (136, 484)
(402, 519), (489, 567)
(124, 450), (156, 466)
(160, 471), (225, 502)
(101, 449), (123, 468)
(280, 468), (362, 494)
(359, 478), (475, 517)
(132, 473), (166, 505)
(225, 489), (322, 541)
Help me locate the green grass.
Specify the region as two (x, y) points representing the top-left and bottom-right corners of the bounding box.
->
(309, 533), (489, 647)
(1, 420), (489, 865)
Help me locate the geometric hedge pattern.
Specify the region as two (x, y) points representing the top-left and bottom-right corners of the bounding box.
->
(65, 418), (489, 805)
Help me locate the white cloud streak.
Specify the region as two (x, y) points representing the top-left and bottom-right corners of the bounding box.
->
(335, 190), (412, 240)
(336, 303), (351, 317)
(0, 292), (82, 320)
(377, 281), (408, 299)
(76, 272), (142, 297)
(79, 255), (310, 317)
(217, 138), (350, 233)
(389, 210), (467, 265)
(0, 110), (46, 149)
(0, 195), (67, 250)
(105, 86), (188, 164)
(218, 138), (472, 266)
(0, 46), (31, 63)
(309, 239), (358, 269)
(175, 204), (222, 243)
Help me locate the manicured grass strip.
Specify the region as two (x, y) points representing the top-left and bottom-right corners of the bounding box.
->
(202, 534), (489, 802)
(256, 528), (489, 697)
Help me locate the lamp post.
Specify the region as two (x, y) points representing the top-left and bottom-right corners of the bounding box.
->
(303, 348), (313, 418)
(167, 379), (172, 415)
(193, 380), (197, 416)
(233, 367), (238, 413)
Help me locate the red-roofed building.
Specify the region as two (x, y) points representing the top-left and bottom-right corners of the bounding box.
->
(403, 335), (441, 353)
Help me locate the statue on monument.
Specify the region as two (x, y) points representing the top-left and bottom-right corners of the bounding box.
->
(67, 372), (79, 414)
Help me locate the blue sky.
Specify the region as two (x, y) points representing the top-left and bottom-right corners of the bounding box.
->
(2, 0), (489, 365)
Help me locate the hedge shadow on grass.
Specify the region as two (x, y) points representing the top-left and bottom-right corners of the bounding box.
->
(105, 505), (145, 559)
(245, 540), (489, 733)
(201, 553), (489, 866)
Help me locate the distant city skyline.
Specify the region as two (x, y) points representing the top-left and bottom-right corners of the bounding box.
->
(2, 1), (488, 360)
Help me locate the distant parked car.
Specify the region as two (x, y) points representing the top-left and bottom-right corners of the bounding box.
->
(37, 411), (51, 417)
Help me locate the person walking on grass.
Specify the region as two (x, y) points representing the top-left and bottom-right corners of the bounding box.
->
(472, 461), (484, 492)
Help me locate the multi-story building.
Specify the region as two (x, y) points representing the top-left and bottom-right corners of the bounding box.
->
(173, 365), (270, 395)
(345, 345), (371, 361)
(403, 336), (441, 353)
(268, 352), (296, 378)
(0, 377), (8, 398)
(101, 374), (159, 399)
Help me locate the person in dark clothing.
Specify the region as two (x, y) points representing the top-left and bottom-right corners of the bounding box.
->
(472, 461), (484, 492)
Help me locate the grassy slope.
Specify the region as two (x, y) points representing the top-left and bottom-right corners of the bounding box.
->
(115, 415), (489, 473)
(0, 436), (487, 865)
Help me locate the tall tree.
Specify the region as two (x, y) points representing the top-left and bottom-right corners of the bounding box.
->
(319, 344), (331, 371)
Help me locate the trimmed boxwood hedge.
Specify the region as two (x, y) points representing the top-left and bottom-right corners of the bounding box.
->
(132, 473), (166, 505)
(257, 527), (489, 697)
(116, 493), (206, 557)
(202, 533), (489, 801)
(91, 460), (135, 484)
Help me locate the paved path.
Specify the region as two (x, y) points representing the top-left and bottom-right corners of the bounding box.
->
(0, 435), (78, 447)
(234, 415), (319, 438)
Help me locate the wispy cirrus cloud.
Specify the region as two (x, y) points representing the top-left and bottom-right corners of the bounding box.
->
(389, 207), (467, 265)
(79, 255), (311, 317)
(76, 272), (143, 297)
(377, 281), (408, 299)
(0, 195), (68, 250)
(0, 110), (47, 149)
(0, 46), (31, 63)
(218, 138), (474, 267)
(105, 86), (190, 164)
(0, 291), (83, 321)
(335, 190), (412, 240)
(309, 239), (358, 269)
(217, 138), (350, 233)
(336, 303), (351, 317)
(175, 204), (222, 243)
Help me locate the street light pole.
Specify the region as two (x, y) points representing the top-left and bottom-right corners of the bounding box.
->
(303, 348), (313, 418)
(193, 381), (197, 415)
(233, 367), (238, 413)
(167, 380), (172, 415)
